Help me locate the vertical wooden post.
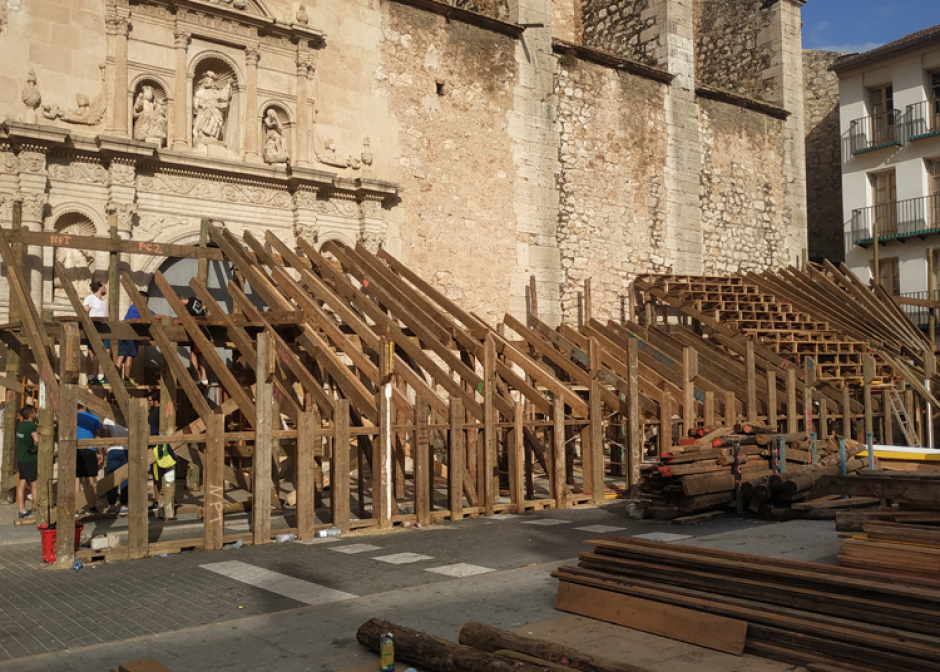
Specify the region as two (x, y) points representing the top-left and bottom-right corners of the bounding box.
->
(843, 383), (853, 439)
(703, 392), (715, 428)
(415, 396), (431, 526)
(804, 358), (816, 442)
(746, 339), (757, 423)
(127, 398), (149, 560)
(724, 392), (736, 429)
(872, 216), (880, 290)
(787, 367), (798, 434)
(528, 275), (538, 327)
(296, 406), (318, 539)
(448, 398), (464, 521)
(253, 331), (273, 545)
(375, 340), (392, 529)
(583, 278), (592, 325)
(863, 354), (875, 446)
(54, 383), (78, 568)
(509, 400), (525, 511)
(883, 389), (893, 446)
(108, 213), (120, 365)
(553, 396), (567, 508)
(1, 202), (23, 500)
(683, 346), (698, 436)
(925, 350), (936, 449)
(660, 393), (673, 455)
(35, 311), (57, 527)
(197, 218), (210, 284)
(203, 412), (225, 552)
(588, 380), (604, 505)
(627, 338), (640, 496)
(483, 334), (496, 516)
(332, 399), (350, 531)
(929, 248), (937, 346)
(160, 317), (180, 511)
(767, 371), (778, 430)
(732, 441), (743, 515)
(819, 399), (829, 442)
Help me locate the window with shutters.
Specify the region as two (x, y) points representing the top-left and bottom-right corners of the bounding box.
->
(870, 84), (896, 145)
(875, 256), (901, 296)
(870, 170), (898, 236)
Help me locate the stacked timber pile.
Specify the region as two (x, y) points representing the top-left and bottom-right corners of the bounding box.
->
(639, 424), (870, 520)
(553, 537), (940, 672)
(840, 521), (940, 578)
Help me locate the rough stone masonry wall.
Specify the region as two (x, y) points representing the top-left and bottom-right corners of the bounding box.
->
(803, 50), (845, 264)
(694, 0), (776, 103)
(378, 4), (520, 327)
(580, 0), (658, 66)
(699, 98), (787, 274)
(441, 0), (510, 21)
(556, 56), (669, 323)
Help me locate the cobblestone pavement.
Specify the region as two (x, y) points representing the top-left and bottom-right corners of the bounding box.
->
(0, 504), (834, 666)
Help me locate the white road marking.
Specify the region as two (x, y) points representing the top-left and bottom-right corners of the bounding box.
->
(330, 543), (383, 554)
(200, 561), (357, 605)
(426, 563), (495, 578)
(632, 532), (693, 543)
(489, 514), (526, 521)
(575, 525), (627, 534)
(521, 518), (569, 526)
(373, 552), (434, 565)
(295, 537), (343, 546)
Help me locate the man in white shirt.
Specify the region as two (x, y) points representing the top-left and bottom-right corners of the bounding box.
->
(83, 281), (111, 385)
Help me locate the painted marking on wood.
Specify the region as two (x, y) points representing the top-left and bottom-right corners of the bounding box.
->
(426, 563), (495, 578)
(200, 561), (357, 605)
(372, 552), (434, 565)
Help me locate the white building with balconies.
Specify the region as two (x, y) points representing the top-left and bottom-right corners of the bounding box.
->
(834, 24), (940, 331)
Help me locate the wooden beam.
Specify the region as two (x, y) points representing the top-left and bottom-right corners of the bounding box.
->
(54, 383), (78, 568)
(203, 412), (225, 552)
(253, 331), (273, 545)
(8, 229), (226, 261)
(483, 333), (497, 516)
(127, 398), (149, 560)
(627, 338), (640, 494)
(449, 398), (465, 521)
(588, 379), (605, 505)
(553, 397), (568, 508)
(332, 399), (350, 532)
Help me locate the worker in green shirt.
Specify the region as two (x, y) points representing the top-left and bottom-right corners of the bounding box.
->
(15, 405), (39, 519)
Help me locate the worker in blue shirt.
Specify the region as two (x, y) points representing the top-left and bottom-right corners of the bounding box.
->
(116, 291), (156, 385)
(76, 403), (107, 516)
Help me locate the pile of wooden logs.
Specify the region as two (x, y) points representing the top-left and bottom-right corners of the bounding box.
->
(553, 537), (940, 671)
(356, 618), (655, 672)
(639, 424), (871, 520)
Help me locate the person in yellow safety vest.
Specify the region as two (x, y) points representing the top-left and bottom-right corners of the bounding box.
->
(151, 443), (177, 512)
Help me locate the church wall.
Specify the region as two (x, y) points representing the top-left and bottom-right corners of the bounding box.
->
(580, 0), (657, 66)
(377, 3), (519, 326)
(555, 55), (668, 323)
(699, 97), (787, 275)
(693, 0), (776, 104)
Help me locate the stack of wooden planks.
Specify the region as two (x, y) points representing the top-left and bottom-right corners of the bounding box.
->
(553, 537), (940, 672)
(840, 521), (940, 578)
(639, 425), (870, 520)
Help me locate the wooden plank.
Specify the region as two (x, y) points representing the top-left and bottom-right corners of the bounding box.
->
(375, 341), (392, 529)
(127, 398), (149, 560)
(510, 400), (526, 511)
(787, 367), (798, 434)
(683, 347), (697, 436)
(415, 396), (431, 526)
(553, 398), (568, 508)
(483, 334), (497, 516)
(586, 379), (605, 504)
(296, 407), (318, 539)
(767, 371), (778, 430)
(9, 229), (226, 261)
(449, 398), (465, 521)
(554, 582), (747, 656)
(746, 338), (757, 423)
(253, 332), (273, 546)
(54, 383), (78, 568)
(203, 412), (225, 552)
(333, 399), (351, 531)
(724, 392), (736, 429)
(627, 338), (640, 494)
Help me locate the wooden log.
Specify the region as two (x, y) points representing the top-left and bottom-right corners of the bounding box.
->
(458, 621), (655, 672)
(682, 468), (773, 496)
(356, 618), (551, 672)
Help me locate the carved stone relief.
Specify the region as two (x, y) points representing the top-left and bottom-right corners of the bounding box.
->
(293, 187), (319, 210)
(52, 212), (96, 301)
(107, 200), (137, 232)
(358, 232), (382, 253)
(314, 134), (361, 170)
(21, 69), (41, 124)
(137, 214), (197, 242)
(20, 193), (48, 222)
(48, 161), (110, 184)
(41, 65), (109, 126)
(193, 70), (233, 146)
(138, 173), (294, 209)
(17, 149), (46, 174)
(109, 161), (136, 186)
(262, 108), (289, 165)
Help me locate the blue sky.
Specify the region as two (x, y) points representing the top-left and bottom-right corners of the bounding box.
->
(802, 1), (940, 54)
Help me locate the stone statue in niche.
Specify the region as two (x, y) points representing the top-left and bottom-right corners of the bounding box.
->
(361, 136), (373, 167)
(42, 64), (108, 125)
(133, 85), (167, 145)
(193, 71), (232, 145)
(21, 68), (41, 123)
(296, 4), (309, 24)
(54, 246), (95, 301)
(262, 109), (289, 164)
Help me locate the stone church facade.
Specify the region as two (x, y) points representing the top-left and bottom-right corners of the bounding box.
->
(0, 0), (807, 326)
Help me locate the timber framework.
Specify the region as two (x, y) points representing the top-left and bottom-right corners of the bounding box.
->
(0, 204), (935, 566)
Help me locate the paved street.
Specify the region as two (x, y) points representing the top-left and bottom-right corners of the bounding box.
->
(0, 503), (841, 671)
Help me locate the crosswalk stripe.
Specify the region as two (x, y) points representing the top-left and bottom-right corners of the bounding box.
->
(632, 532), (693, 543)
(426, 563), (495, 578)
(575, 525), (626, 533)
(373, 552), (434, 564)
(521, 518), (568, 526)
(330, 543), (383, 554)
(200, 561), (357, 605)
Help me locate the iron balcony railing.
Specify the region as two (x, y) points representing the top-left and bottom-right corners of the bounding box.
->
(850, 193), (940, 245)
(898, 290), (940, 328)
(907, 98), (940, 141)
(849, 109), (905, 154)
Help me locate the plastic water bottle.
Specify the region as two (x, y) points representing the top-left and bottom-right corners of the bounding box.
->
(223, 539), (245, 551)
(380, 632), (395, 672)
(275, 533), (297, 543)
(71, 558), (83, 571)
(316, 527), (341, 538)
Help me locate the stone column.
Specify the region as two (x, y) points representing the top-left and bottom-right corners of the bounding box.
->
(106, 200), (137, 316)
(244, 45), (261, 162)
(294, 47), (316, 167)
(647, 0), (704, 275)
(292, 187), (319, 248)
(105, 6), (131, 137)
(15, 146), (49, 310)
(171, 30), (191, 151)
(358, 195), (385, 253)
